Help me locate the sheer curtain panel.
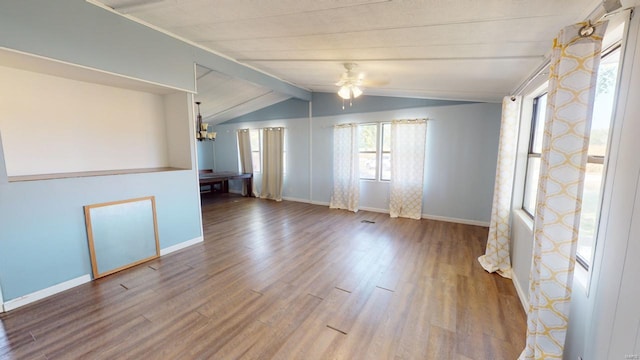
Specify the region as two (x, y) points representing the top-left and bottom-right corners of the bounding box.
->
(478, 96), (522, 278)
(260, 127), (284, 201)
(520, 21), (607, 360)
(330, 124), (359, 212)
(237, 129), (253, 196)
(389, 119), (427, 219)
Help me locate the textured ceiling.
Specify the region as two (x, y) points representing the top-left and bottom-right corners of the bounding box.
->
(98, 0), (600, 120)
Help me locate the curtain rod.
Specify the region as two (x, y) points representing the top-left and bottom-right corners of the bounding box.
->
(237, 127), (285, 132)
(511, 0), (628, 96)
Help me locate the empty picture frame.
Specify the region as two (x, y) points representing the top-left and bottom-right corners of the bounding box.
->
(84, 196), (160, 279)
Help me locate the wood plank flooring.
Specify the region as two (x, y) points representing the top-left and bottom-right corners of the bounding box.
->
(0, 195), (526, 359)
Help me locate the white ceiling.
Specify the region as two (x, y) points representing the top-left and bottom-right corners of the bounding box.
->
(98, 0), (600, 120)
(195, 65), (290, 123)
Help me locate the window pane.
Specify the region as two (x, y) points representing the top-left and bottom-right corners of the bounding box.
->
(382, 123), (391, 152)
(523, 157), (541, 215)
(359, 124), (377, 152)
(531, 93), (547, 154)
(577, 163), (605, 263)
(589, 47), (620, 157)
(359, 153), (377, 180)
(381, 153), (391, 181)
(252, 152), (261, 173)
(250, 130), (260, 151)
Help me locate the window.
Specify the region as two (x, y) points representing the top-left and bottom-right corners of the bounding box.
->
(576, 45), (621, 267)
(521, 46), (621, 269)
(250, 129), (261, 173)
(357, 123), (391, 181)
(358, 124), (378, 180)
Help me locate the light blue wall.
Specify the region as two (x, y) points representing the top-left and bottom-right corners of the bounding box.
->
(0, 0), (221, 303)
(311, 103), (500, 222)
(197, 141), (216, 170)
(0, 0), (310, 100)
(221, 93), (475, 124)
(214, 99), (500, 223)
(0, 170), (201, 300)
(311, 92), (476, 117)
(214, 115), (312, 201)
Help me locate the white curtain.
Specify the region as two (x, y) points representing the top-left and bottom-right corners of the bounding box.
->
(259, 127), (284, 201)
(520, 21), (607, 360)
(237, 129), (253, 196)
(478, 96), (522, 278)
(330, 124), (359, 212)
(389, 119), (427, 219)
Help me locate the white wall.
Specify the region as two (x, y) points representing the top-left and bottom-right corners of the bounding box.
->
(0, 65), (169, 176)
(214, 102), (501, 224)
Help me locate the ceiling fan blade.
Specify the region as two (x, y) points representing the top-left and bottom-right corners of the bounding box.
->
(362, 79), (390, 87)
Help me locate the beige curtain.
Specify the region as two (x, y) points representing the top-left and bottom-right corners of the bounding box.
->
(330, 124), (359, 212)
(237, 129), (253, 196)
(478, 96), (522, 278)
(389, 119), (427, 220)
(520, 21), (607, 360)
(260, 127), (284, 201)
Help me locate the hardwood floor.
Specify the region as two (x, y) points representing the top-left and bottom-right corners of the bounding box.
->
(0, 195), (526, 359)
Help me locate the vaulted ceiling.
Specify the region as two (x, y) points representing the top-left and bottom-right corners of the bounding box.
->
(96, 0), (600, 122)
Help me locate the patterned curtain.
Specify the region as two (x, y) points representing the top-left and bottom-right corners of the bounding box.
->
(237, 129), (253, 196)
(330, 124), (359, 212)
(520, 21), (607, 360)
(260, 127), (284, 201)
(389, 119), (427, 220)
(478, 96), (522, 278)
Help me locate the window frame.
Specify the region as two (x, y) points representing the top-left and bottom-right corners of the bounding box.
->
(521, 93), (547, 218)
(380, 122), (391, 182)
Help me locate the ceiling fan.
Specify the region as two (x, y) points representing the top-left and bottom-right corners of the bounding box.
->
(336, 63), (365, 102)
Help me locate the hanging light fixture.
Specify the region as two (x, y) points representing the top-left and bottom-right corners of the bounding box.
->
(336, 63), (363, 109)
(195, 101), (216, 141)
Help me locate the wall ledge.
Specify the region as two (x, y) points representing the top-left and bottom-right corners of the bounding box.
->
(8, 167), (187, 182)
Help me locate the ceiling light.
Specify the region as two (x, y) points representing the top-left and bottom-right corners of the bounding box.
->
(195, 102), (215, 141)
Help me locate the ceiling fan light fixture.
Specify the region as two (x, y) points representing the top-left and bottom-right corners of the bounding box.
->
(351, 86), (363, 98)
(338, 86), (352, 99)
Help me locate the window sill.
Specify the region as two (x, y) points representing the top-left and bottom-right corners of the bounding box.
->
(514, 208), (534, 232)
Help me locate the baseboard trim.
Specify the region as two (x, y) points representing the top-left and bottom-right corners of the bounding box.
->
(282, 196), (312, 204)
(420, 213), (490, 227)
(160, 236), (203, 256)
(359, 206), (389, 214)
(3, 274), (92, 312)
(511, 270), (529, 311)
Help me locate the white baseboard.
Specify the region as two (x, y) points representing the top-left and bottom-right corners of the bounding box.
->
(282, 196), (312, 204)
(3, 274), (92, 312)
(421, 213), (490, 227)
(511, 270), (529, 311)
(359, 206), (389, 214)
(295, 200), (489, 227)
(2, 237), (204, 313)
(160, 236), (203, 256)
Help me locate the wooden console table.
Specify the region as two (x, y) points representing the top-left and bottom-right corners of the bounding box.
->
(198, 170), (253, 197)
